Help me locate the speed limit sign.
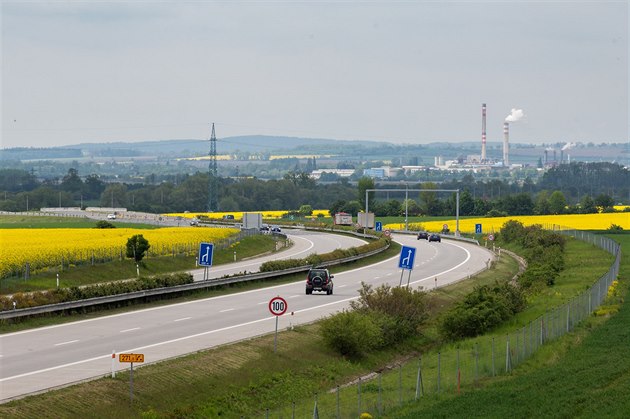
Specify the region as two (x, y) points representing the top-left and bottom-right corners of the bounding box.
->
(269, 296), (288, 316)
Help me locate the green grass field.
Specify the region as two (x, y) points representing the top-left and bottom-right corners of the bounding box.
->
(386, 233), (630, 418)
(0, 215), (160, 229)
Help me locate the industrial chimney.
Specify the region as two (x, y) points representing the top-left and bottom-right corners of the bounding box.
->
(503, 122), (509, 166)
(481, 103), (487, 162)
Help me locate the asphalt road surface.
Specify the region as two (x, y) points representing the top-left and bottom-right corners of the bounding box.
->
(0, 231), (493, 401)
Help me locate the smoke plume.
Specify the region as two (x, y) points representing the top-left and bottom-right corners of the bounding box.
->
(505, 108), (525, 122)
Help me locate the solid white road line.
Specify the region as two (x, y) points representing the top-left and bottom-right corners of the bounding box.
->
(120, 327), (140, 333)
(219, 308), (235, 313)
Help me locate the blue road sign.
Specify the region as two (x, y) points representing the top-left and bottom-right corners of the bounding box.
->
(198, 242), (214, 267)
(475, 223), (482, 234)
(398, 246), (416, 270)
(375, 221), (383, 232)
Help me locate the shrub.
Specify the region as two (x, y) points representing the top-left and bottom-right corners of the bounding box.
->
(319, 310), (382, 357)
(439, 281), (526, 340)
(95, 220), (116, 229)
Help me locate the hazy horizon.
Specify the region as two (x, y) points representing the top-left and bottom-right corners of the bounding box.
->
(2, 1), (628, 148)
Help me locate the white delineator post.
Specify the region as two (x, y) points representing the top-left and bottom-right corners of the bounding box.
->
(112, 350), (116, 378)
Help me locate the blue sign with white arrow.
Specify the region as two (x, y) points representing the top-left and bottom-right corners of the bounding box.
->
(475, 223), (482, 234)
(198, 242), (214, 267)
(375, 221), (382, 232)
(398, 246), (416, 270)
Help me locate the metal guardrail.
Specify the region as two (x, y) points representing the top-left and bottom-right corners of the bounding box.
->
(0, 240), (389, 320)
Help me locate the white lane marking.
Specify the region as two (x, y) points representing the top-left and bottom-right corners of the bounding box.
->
(257, 301), (267, 305)
(120, 327), (140, 333)
(174, 317), (192, 322)
(288, 295), (301, 299)
(219, 308), (235, 313)
(54, 340), (78, 346)
(386, 272), (393, 276)
(337, 285), (347, 288)
(374, 276), (381, 279)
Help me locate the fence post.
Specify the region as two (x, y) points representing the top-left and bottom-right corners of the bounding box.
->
(505, 334), (511, 373)
(475, 343), (479, 383)
(378, 374), (382, 417)
(491, 339), (495, 377)
(357, 377), (362, 417)
(399, 364), (403, 405)
(437, 352), (442, 393)
(415, 357), (423, 400)
(336, 385), (340, 419)
(457, 348), (461, 394)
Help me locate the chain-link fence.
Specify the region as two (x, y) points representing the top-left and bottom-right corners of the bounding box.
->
(263, 226), (621, 418)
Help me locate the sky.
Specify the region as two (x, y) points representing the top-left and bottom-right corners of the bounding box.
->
(1, 1), (628, 148)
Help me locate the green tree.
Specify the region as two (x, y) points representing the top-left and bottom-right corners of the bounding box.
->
(534, 191), (551, 215)
(126, 234), (150, 263)
(579, 195), (597, 213)
(298, 204), (313, 216)
(357, 177), (375, 211)
(549, 190), (567, 215)
(594, 193), (614, 211)
(60, 168), (83, 194)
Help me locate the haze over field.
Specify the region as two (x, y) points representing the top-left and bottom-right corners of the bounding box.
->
(2, 1), (628, 148)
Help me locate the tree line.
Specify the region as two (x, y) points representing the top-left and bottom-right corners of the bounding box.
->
(0, 162), (627, 216)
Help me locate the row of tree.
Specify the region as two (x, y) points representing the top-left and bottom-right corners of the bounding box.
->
(0, 162), (627, 216)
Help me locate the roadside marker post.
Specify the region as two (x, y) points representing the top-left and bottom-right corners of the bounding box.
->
(119, 353), (145, 403)
(269, 296), (288, 352)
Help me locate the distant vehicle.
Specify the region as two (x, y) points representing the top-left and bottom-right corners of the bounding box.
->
(222, 214), (235, 220)
(417, 231), (429, 240)
(107, 214), (116, 220)
(306, 268), (334, 295)
(190, 219), (199, 226)
(271, 225), (282, 233)
(333, 212), (353, 226)
(260, 224), (270, 232)
(429, 233), (441, 243)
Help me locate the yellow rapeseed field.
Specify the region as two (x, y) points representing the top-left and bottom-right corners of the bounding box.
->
(0, 227), (238, 279)
(385, 213), (630, 234)
(166, 210), (331, 220)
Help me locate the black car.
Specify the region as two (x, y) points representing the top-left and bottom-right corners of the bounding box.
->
(271, 225), (282, 233)
(306, 268), (334, 295)
(417, 231), (429, 240)
(428, 233), (441, 242)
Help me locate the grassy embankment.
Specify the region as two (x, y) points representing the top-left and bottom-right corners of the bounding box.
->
(387, 233), (630, 418)
(2, 235), (613, 418)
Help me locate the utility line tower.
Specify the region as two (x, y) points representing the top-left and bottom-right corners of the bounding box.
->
(207, 123), (218, 212)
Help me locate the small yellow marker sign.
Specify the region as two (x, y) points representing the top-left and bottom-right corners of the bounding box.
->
(119, 353), (144, 363)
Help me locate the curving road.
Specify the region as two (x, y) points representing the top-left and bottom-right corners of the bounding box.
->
(0, 231), (493, 401)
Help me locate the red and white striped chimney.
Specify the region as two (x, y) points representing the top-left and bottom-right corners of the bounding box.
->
(503, 122), (509, 166)
(481, 103), (487, 162)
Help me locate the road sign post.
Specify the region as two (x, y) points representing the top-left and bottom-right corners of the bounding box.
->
(269, 296), (288, 352)
(119, 353), (145, 403)
(198, 242), (214, 280)
(398, 246), (417, 287)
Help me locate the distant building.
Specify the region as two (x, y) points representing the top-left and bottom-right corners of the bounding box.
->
(310, 169), (355, 179)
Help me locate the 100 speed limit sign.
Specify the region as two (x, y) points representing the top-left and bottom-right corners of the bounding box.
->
(268, 296), (288, 316)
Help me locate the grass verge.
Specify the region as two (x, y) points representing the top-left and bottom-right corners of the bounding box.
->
(386, 233), (629, 418)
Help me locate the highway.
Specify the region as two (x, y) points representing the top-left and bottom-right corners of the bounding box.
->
(0, 230), (493, 401)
